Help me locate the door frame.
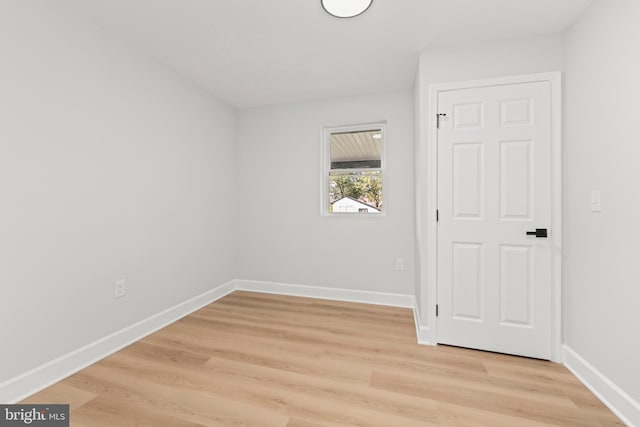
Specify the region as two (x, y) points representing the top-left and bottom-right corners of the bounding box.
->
(421, 72), (563, 362)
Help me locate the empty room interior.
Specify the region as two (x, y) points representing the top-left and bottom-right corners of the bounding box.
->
(1, 0), (639, 426)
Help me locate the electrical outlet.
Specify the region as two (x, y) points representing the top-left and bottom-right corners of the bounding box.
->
(114, 279), (126, 299)
(395, 258), (404, 271)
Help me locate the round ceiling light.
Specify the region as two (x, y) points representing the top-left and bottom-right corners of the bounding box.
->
(321, 0), (373, 18)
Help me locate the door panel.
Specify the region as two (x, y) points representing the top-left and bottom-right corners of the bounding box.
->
(452, 242), (483, 321)
(437, 81), (552, 359)
(500, 139), (532, 219)
(499, 244), (532, 327)
(453, 142), (484, 218)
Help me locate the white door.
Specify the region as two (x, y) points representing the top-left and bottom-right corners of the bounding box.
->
(437, 81), (552, 359)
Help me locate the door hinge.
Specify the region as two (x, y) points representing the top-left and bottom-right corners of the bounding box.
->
(436, 209), (439, 222)
(436, 113), (447, 129)
(436, 304), (439, 317)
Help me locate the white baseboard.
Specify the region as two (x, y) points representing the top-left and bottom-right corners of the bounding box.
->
(235, 279), (415, 308)
(0, 280), (236, 404)
(236, 280), (430, 346)
(563, 345), (640, 427)
(16, 276), (636, 427)
(411, 302), (431, 345)
(1, 279), (420, 404)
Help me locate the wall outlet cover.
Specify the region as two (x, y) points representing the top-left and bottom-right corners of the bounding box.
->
(114, 279), (126, 299)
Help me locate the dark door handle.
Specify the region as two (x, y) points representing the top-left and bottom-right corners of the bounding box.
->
(526, 228), (548, 238)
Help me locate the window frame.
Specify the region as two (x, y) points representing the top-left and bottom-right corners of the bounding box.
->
(321, 122), (387, 217)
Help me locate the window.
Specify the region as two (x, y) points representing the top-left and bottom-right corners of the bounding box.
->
(322, 123), (385, 215)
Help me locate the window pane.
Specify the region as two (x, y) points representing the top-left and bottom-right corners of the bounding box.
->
(329, 170), (382, 213)
(330, 129), (382, 170)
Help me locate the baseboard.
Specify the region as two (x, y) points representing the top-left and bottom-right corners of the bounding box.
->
(6, 279), (637, 427)
(235, 279), (414, 308)
(411, 302), (431, 345)
(1, 279), (417, 404)
(563, 345), (640, 427)
(0, 280), (236, 404)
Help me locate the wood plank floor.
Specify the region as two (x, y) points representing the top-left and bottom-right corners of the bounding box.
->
(23, 291), (623, 426)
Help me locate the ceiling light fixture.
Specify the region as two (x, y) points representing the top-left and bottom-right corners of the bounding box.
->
(321, 0), (373, 18)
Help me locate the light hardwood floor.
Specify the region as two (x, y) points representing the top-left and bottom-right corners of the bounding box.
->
(23, 291), (623, 426)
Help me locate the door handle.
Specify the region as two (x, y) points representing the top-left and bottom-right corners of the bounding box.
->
(526, 228), (548, 238)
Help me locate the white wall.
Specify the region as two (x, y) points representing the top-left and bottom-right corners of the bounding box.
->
(0, 0), (237, 384)
(237, 92), (415, 296)
(564, 0), (640, 405)
(416, 35), (565, 330)
(419, 34), (565, 85)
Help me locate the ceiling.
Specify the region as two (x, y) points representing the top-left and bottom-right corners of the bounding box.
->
(60, 0), (592, 109)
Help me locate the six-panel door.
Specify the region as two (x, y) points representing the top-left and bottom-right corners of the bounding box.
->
(437, 81), (553, 360)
